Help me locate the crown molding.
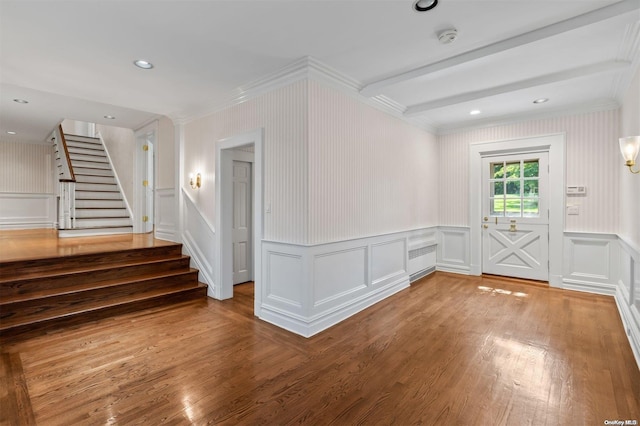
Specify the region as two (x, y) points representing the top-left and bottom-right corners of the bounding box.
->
(436, 98), (620, 135)
(174, 56), (436, 133)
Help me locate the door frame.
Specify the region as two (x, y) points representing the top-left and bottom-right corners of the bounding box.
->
(215, 129), (264, 315)
(134, 121), (158, 234)
(469, 133), (565, 287)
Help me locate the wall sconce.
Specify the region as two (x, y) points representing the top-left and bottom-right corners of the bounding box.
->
(619, 136), (640, 174)
(189, 173), (201, 189)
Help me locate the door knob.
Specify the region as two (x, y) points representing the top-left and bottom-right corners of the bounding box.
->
(509, 220), (517, 232)
(483, 224), (489, 229)
(483, 217), (488, 222)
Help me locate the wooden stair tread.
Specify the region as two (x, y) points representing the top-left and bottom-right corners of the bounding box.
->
(0, 283), (207, 330)
(1, 268), (198, 304)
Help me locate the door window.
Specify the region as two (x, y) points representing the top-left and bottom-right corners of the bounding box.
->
(489, 159), (539, 218)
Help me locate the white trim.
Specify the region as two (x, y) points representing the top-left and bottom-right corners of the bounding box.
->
(155, 187), (176, 241)
(215, 129), (264, 316)
(0, 193), (57, 229)
(469, 134), (565, 287)
(181, 187), (216, 292)
(133, 121), (158, 234)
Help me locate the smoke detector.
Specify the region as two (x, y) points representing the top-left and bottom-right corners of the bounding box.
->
(438, 29), (458, 44)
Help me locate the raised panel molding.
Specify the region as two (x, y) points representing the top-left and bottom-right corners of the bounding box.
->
(155, 188), (176, 242)
(616, 236), (640, 368)
(437, 227), (471, 274)
(181, 189), (216, 296)
(0, 193), (57, 229)
(563, 233), (619, 295)
(259, 228), (436, 337)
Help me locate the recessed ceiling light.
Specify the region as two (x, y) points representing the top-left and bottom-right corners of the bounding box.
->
(413, 0), (438, 12)
(470, 109), (482, 115)
(104, 115), (116, 120)
(533, 98), (549, 104)
(133, 59), (154, 69)
(6, 131), (17, 135)
(13, 99), (28, 104)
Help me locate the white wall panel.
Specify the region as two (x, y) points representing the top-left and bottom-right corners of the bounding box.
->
(308, 80), (438, 244)
(0, 141), (54, 194)
(313, 247), (367, 306)
(265, 249), (304, 309)
(370, 239), (406, 285)
(439, 109), (620, 234)
(0, 193), (56, 229)
(437, 227), (470, 273)
(563, 232), (619, 295)
(184, 80), (309, 244)
(182, 190), (216, 295)
(155, 188), (176, 242)
(97, 125), (135, 209)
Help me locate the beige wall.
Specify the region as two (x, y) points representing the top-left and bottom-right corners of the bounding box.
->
(0, 140), (54, 194)
(619, 68), (640, 247)
(307, 80), (438, 244)
(157, 116), (175, 189)
(438, 109), (621, 234)
(96, 124), (135, 208)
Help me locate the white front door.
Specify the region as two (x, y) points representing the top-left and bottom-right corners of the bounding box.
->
(482, 152), (549, 281)
(142, 140), (154, 233)
(232, 161), (252, 285)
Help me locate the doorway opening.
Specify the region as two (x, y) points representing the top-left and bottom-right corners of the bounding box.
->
(215, 129), (264, 316)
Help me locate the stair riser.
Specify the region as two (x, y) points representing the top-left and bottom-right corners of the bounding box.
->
(66, 141), (103, 150)
(0, 286), (207, 338)
(64, 135), (101, 144)
(75, 183), (119, 192)
(0, 245), (183, 278)
(73, 168), (114, 177)
(70, 153), (108, 163)
(75, 175), (117, 185)
(75, 200), (125, 209)
(71, 161), (112, 170)
(67, 147), (105, 156)
(75, 218), (132, 227)
(74, 191), (123, 200)
(1, 258), (191, 299)
(75, 209), (132, 218)
(0, 272), (199, 327)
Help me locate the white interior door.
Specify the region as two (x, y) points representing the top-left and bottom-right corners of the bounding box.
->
(232, 161), (252, 285)
(482, 152), (549, 281)
(143, 140), (154, 233)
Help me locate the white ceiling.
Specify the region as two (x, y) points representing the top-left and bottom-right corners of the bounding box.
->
(1, 0), (639, 142)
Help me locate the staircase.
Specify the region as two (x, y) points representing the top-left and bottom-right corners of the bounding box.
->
(59, 133), (133, 237)
(0, 243), (207, 338)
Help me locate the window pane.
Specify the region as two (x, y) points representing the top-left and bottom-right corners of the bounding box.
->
(492, 163), (504, 179)
(505, 199), (522, 217)
(524, 160), (539, 177)
(491, 198), (505, 216)
(506, 180), (520, 197)
(523, 179), (538, 197)
(491, 181), (504, 196)
(523, 199), (539, 217)
(505, 162), (520, 179)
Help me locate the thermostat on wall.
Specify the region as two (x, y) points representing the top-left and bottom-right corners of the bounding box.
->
(567, 185), (587, 195)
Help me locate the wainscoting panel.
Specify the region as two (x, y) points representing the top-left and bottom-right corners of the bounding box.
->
(312, 246), (367, 307)
(0, 193), (56, 229)
(563, 233), (619, 295)
(371, 239), (406, 286)
(616, 237), (640, 368)
(155, 188), (176, 242)
(259, 228), (434, 337)
(181, 190), (216, 295)
(437, 227), (470, 274)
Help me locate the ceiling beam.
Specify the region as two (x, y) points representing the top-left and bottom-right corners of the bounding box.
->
(404, 60), (630, 115)
(360, 0), (640, 97)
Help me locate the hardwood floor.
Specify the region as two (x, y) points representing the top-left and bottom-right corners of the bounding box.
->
(1, 269), (638, 425)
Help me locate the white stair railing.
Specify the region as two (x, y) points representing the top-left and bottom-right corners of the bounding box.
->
(51, 124), (76, 229)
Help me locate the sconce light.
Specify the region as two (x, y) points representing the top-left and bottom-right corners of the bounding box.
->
(619, 136), (640, 174)
(189, 173), (201, 189)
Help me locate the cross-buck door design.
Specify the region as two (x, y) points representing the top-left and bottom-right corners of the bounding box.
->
(481, 152), (549, 281)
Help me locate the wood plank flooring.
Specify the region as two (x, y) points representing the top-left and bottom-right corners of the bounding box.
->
(2, 270), (638, 425)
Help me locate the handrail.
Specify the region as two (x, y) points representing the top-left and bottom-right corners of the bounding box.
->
(57, 125), (76, 182)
